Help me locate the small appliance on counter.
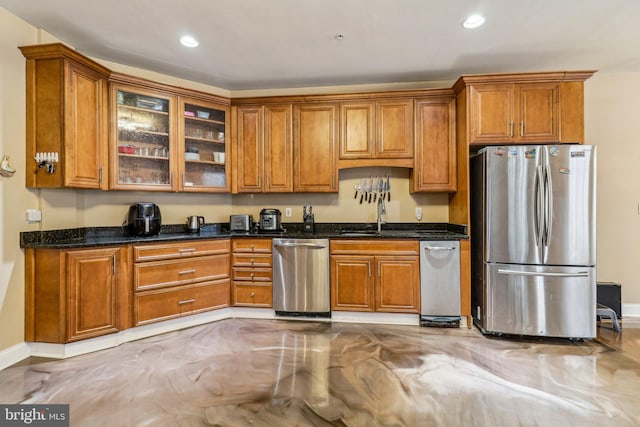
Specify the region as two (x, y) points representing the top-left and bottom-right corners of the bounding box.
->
(186, 215), (205, 233)
(303, 204), (314, 234)
(259, 208), (282, 232)
(127, 202), (161, 236)
(230, 214), (253, 232)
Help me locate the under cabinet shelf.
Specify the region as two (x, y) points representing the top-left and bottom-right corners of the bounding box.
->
(184, 136), (225, 144)
(185, 115), (225, 126)
(118, 153), (169, 161)
(118, 103), (169, 115)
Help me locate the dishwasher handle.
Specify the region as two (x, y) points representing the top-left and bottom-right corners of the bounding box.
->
(274, 242), (328, 249)
(423, 246), (456, 251)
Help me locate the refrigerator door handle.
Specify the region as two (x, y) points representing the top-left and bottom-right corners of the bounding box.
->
(534, 165), (544, 248)
(543, 164), (553, 247)
(497, 269), (589, 278)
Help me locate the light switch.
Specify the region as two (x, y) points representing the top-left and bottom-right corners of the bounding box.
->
(26, 209), (42, 223)
(415, 207), (423, 221)
(285, 208), (292, 217)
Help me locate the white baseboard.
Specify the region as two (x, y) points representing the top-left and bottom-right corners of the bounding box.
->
(0, 342), (30, 371)
(622, 303), (640, 318)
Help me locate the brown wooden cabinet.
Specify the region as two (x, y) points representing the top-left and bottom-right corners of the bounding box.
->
(339, 98), (413, 160)
(132, 240), (230, 325)
(468, 82), (562, 144)
(231, 238), (273, 307)
(293, 103), (338, 192)
(412, 96), (456, 192)
(330, 240), (420, 313)
(234, 105), (293, 193)
(20, 43), (110, 190)
(25, 246), (131, 343)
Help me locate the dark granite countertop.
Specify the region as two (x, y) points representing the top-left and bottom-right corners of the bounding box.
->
(20, 222), (468, 249)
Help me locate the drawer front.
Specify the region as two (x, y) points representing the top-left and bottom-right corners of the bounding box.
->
(231, 253), (272, 268)
(134, 279), (230, 326)
(330, 240), (419, 256)
(232, 239), (272, 253)
(135, 254), (229, 291)
(134, 239), (230, 262)
(233, 282), (273, 307)
(232, 267), (272, 282)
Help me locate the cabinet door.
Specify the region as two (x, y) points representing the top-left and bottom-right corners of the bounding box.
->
(516, 83), (560, 142)
(376, 99), (414, 158)
(110, 84), (176, 190)
(376, 256), (420, 313)
(331, 256), (374, 311)
(235, 106), (263, 192)
(469, 84), (514, 144)
(64, 61), (109, 189)
(413, 97), (456, 192)
(340, 101), (375, 159)
(264, 104), (293, 192)
(179, 98), (230, 192)
(293, 103), (338, 192)
(66, 247), (121, 341)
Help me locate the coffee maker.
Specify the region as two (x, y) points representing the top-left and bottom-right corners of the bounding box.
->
(127, 203), (161, 236)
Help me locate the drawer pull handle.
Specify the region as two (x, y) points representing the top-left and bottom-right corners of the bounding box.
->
(250, 258), (254, 264)
(178, 248), (196, 253)
(178, 299), (195, 305)
(178, 269), (196, 275)
(250, 244), (254, 250)
(250, 292), (255, 297)
(250, 273), (255, 278)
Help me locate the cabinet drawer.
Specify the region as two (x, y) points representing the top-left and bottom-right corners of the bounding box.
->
(133, 239), (230, 262)
(134, 279), (230, 326)
(232, 267), (272, 282)
(233, 283), (273, 307)
(231, 253), (272, 267)
(330, 240), (419, 256)
(232, 239), (272, 253)
(135, 254), (229, 291)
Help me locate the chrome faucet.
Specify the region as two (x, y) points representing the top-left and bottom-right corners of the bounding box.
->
(377, 195), (386, 233)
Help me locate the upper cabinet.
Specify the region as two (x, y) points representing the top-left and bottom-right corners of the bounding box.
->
(109, 75), (230, 192)
(454, 72), (595, 146)
(233, 104), (293, 193)
(293, 103), (339, 192)
(20, 43), (110, 189)
(411, 96), (456, 192)
(340, 98), (413, 161)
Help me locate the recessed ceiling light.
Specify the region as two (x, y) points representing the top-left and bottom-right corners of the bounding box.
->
(180, 35), (199, 48)
(462, 14), (485, 29)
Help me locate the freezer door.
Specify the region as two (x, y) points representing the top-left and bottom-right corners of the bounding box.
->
(485, 146), (543, 265)
(542, 145), (596, 266)
(482, 263), (595, 338)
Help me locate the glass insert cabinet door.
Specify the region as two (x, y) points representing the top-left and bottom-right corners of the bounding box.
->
(179, 99), (230, 192)
(112, 87), (175, 190)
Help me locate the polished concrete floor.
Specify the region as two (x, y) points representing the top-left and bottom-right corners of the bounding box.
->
(1, 318), (639, 426)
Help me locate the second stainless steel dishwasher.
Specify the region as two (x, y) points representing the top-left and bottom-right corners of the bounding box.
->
(273, 238), (330, 317)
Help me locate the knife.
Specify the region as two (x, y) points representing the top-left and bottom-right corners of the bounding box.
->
(386, 174), (391, 201)
(359, 178), (366, 204)
(373, 176), (378, 203)
(367, 176), (372, 203)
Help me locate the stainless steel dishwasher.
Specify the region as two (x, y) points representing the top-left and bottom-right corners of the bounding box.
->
(273, 238), (330, 317)
(420, 240), (461, 327)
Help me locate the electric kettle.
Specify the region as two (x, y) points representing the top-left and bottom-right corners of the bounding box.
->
(186, 215), (205, 233)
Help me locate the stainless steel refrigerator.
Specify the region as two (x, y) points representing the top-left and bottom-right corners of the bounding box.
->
(471, 145), (596, 339)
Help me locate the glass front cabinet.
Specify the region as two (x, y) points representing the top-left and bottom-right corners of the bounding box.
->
(110, 84), (230, 192)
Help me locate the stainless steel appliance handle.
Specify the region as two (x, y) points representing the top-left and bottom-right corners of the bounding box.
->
(274, 243), (328, 249)
(534, 165), (544, 247)
(424, 246), (456, 251)
(543, 164), (553, 247)
(497, 269), (589, 278)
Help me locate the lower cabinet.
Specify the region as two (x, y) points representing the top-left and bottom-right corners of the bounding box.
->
(25, 246), (131, 343)
(231, 238), (273, 307)
(330, 240), (420, 313)
(132, 239), (230, 326)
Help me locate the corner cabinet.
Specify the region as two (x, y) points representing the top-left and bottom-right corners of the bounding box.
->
(411, 96), (456, 192)
(233, 104), (293, 193)
(293, 103), (339, 192)
(25, 246), (131, 343)
(20, 43), (110, 190)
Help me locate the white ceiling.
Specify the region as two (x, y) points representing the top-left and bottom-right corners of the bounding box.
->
(2, 0), (639, 90)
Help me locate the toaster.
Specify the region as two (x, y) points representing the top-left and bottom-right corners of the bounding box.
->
(230, 214), (252, 232)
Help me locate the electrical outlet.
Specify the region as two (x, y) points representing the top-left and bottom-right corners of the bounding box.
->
(26, 209), (42, 223)
(285, 208), (292, 217)
(415, 207), (423, 221)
